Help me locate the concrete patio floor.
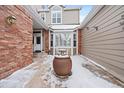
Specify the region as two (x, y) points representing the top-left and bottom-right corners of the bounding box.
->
(0, 53), (124, 88)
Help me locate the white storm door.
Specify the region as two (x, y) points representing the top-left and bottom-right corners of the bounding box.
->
(34, 33), (41, 52)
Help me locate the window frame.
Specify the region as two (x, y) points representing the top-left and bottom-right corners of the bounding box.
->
(51, 6), (62, 24)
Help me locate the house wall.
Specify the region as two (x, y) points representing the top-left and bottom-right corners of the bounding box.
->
(0, 5), (33, 79)
(82, 5), (124, 81)
(63, 10), (79, 25)
(45, 11), (51, 25)
(77, 29), (82, 54)
(43, 29), (49, 53)
(40, 6), (80, 25)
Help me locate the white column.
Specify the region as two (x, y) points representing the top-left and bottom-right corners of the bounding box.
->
(41, 31), (42, 51)
(71, 32), (73, 56)
(33, 34), (36, 52)
(53, 33), (55, 55)
(76, 30), (78, 55)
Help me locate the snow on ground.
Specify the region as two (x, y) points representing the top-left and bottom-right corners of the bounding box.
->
(0, 55), (53, 88)
(0, 65), (37, 88)
(42, 55), (120, 88)
(0, 55), (120, 88)
(80, 55), (107, 70)
(0, 59), (45, 88)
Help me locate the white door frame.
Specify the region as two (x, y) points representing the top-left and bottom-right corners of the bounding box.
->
(33, 32), (42, 52)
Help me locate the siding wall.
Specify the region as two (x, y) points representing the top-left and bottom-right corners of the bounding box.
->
(63, 10), (79, 24)
(82, 5), (124, 81)
(40, 7), (80, 25)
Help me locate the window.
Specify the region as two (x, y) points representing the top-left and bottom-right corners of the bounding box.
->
(55, 33), (71, 47)
(51, 34), (53, 47)
(73, 33), (76, 47)
(33, 36), (34, 44)
(36, 37), (41, 44)
(51, 6), (62, 24)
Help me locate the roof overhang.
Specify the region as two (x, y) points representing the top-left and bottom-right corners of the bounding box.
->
(23, 5), (49, 30)
(64, 8), (81, 11)
(48, 5), (65, 9)
(50, 24), (80, 30)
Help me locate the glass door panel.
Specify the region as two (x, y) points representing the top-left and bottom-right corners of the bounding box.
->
(54, 32), (72, 56)
(55, 33), (71, 47)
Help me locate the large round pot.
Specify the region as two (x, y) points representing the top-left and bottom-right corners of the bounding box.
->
(53, 56), (72, 76)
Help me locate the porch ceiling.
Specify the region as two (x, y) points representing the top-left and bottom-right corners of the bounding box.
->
(50, 25), (79, 30)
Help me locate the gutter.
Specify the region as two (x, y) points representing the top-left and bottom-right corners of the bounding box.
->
(78, 5), (104, 29)
(64, 8), (81, 11)
(23, 5), (49, 30)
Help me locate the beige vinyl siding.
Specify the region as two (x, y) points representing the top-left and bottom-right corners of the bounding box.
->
(82, 5), (124, 82)
(45, 12), (51, 25)
(40, 7), (79, 25)
(63, 10), (79, 24)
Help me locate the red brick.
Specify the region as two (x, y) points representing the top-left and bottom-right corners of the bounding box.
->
(0, 5), (33, 79)
(43, 29), (49, 53)
(78, 29), (82, 54)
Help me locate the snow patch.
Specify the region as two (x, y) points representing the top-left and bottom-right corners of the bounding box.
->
(0, 62), (38, 88)
(42, 55), (120, 88)
(0, 55), (120, 88)
(80, 55), (106, 70)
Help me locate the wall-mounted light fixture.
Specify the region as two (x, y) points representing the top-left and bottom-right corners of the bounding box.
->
(121, 15), (124, 19)
(93, 26), (98, 31)
(6, 16), (16, 25)
(86, 27), (89, 30)
(83, 26), (98, 31)
(83, 27), (89, 30)
(120, 21), (124, 25)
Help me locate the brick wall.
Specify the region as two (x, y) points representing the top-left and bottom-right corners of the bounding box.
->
(0, 5), (33, 79)
(78, 29), (82, 54)
(43, 29), (49, 53)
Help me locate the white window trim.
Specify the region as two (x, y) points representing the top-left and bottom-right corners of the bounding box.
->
(51, 6), (62, 24)
(76, 30), (78, 54)
(50, 31), (78, 55)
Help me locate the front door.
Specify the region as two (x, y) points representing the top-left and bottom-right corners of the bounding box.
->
(33, 33), (42, 52)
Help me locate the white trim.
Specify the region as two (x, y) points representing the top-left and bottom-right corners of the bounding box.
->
(51, 31), (78, 55)
(41, 31), (43, 51)
(51, 5), (62, 24)
(50, 24), (79, 30)
(49, 29), (51, 50)
(33, 35), (36, 52)
(33, 33), (42, 52)
(53, 33), (55, 55)
(71, 32), (73, 56)
(76, 30), (78, 55)
(78, 5), (104, 29)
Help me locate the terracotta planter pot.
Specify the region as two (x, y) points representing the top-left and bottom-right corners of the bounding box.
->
(53, 56), (72, 76)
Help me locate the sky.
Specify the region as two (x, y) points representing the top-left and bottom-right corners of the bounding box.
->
(65, 5), (93, 23)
